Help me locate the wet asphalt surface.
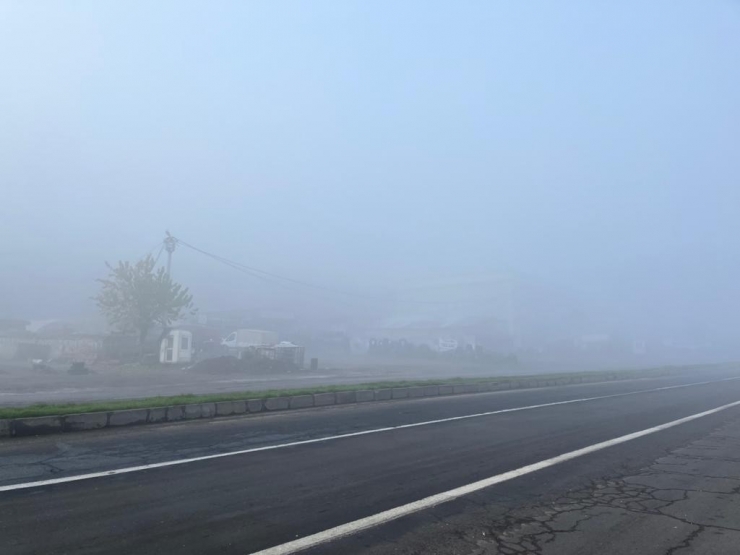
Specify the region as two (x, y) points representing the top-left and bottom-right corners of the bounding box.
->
(1, 369), (740, 554)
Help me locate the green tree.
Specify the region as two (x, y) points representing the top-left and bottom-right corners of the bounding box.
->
(94, 255), (195, 357)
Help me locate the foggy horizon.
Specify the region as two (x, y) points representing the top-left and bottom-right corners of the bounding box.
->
(3, 1), (740, 348)
(5, 5), (740, 551)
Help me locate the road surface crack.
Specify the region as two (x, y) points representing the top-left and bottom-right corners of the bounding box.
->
(452, 419), (740, 554)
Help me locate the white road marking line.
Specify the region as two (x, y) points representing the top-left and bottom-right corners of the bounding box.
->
(0, 376), (738, 493)
(251, 398), (740, 555)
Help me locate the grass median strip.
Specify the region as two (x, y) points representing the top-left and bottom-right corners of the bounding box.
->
(0, 367), (685, 421)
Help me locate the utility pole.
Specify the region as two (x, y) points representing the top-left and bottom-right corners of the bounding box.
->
(164, 232), (177, 276)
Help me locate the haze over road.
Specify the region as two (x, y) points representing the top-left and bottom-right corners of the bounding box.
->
(2, 368), (740, 554)
(3, 4), (740, 553)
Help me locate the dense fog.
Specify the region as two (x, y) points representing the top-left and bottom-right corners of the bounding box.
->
(2, 1), (740, 373)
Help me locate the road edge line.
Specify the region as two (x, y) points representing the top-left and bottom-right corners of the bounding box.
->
(0, 369), (708, 438)
(1, 377), (738, 493)
(250, 398), (740, 555)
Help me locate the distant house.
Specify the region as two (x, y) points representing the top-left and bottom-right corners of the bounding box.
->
(0, 319), (29, 334)
(363, 275), (519, 352)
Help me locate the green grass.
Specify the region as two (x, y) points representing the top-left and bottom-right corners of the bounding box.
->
(0, 365), (688, 420)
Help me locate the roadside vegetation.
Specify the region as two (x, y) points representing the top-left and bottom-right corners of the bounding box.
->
(93, 252), (195, 358)
(0, 366), (686, 420)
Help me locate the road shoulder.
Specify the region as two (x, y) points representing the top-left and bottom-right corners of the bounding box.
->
(341, 417), (740, 554)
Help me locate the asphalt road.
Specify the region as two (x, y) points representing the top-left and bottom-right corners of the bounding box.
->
(2, 369), (740, 554)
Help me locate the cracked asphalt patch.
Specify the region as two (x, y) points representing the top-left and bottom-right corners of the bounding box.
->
(349, 418), (740, 555)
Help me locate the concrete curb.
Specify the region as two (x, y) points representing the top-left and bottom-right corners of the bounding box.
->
(391, 387), (409, 399)
(11, 415), (62, 436)
(375, 388), (393, 401)
(439, 384), (454, 395)
(313, 392), (336, 407)
(335, 391), (357, 405)
(264, 397), (289, 411)
(356, 390), (374, 403)
(166, 406), (184, 422)
(0, 372), (662, 439)
(289, 395), (314, 410)
(109, 409), (148, 427)
(148, 408), (167, 423)
(247, 399), (263, 413)
(215, 401), (236, 416)
(65, 412), (108, 431)
(183, 404), (203, 419)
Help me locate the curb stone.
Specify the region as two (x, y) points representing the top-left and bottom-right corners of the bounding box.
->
(392, 388), (410, 399)
(215, 401), (235, 416)
(65, 412), (108, 431)
(314, 392), (335, 407)
(375, 389), (393, 401)
(289, 395), (314, 409)
(148, 408), (167, 423)
(109, 409), (148, 427)
(438, 384), (454, 395)
(0, 372), (669, 439)
(11, 416), (62, 437)
(335, 391), (357, 404)
(356, 390), (374, 402)
(264, 397), (289, 411)
(423, 385), (440, 397)
(183, 404), (202, 419)
(166, 406), (185, 421)
(453, 384), (477, 394)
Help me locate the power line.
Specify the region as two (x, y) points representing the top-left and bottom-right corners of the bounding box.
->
(142, 240), (164, 260)
(153, 243), (166, 266)
(171, 235), (502, 306)
(174, 237), (393, 302)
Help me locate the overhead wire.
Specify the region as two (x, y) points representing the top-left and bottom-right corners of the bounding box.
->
(171, 236), (500, 306)
(174, 237), (393, 302)
(142, 240), (164, 260)
(153, 243), (166, 266)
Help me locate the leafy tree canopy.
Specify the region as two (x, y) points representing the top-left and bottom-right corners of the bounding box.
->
(94, 255), (195, 347)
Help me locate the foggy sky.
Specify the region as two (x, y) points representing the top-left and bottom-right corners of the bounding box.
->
(2, 1), (740, 343)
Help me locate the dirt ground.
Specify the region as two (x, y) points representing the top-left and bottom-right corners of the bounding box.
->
(0, 356), (529, 407)
(0, 352), (692, 408)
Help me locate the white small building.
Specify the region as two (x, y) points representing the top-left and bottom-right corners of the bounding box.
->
(160, 329), (193, 364)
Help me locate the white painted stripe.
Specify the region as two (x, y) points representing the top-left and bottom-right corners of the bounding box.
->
(251, 398), (740, 555)
(0, 376), (738, 493)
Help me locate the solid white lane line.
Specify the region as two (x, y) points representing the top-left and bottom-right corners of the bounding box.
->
(1, 376), (738, 493)
(251, 398), (740, 555)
